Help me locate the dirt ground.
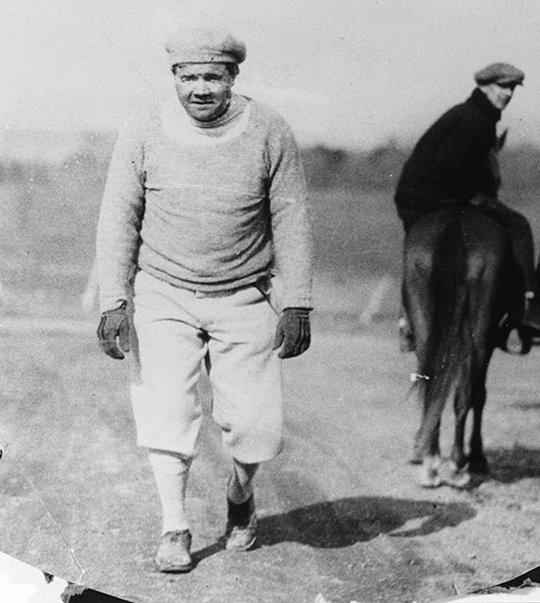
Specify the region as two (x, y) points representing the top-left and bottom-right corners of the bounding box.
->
(0, 310), (540, 603)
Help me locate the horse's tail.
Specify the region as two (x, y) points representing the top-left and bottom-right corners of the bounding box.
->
(420, 218), (471, 433)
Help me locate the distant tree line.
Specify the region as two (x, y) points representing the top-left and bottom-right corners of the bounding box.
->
(302, 141), (408, 191)
(1, 132), (540, 202)
(302, 141), (540, 193)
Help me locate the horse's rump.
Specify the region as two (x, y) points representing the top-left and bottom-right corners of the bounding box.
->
(405, 206), (511, 359)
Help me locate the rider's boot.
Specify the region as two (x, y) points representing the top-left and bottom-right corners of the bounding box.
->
(498, 293), (533, 354)
(521, 291), (540, 336)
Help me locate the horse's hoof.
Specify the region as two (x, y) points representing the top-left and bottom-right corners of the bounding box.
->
(409, 453), (423, 465)
(445, 470), (471, 489)
(419, 456), (442, 488)
(420, 473), (441, 488)
(440, 460), (471, 489)
(419, 465), (441, 488)
(409, 442), (424, 465)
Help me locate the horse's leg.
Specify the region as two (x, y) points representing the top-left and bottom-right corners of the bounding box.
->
(450, 356), (474, 472)
(441, 380), (473, 488)
(418, 416), (443, 488)
(446, 317), (489, 487)
(461, 249), (497, 475)
(409, 373), (429, 465)
(468, 375), (489, 474)
(466, 275), (495, 475)
(408, 295), (447, 485)
(411, 286), (449, 487)
(409, 340), (437, 466)
(410, 389), (424, 465)
(404, 249), (433, 465)
(415, 367), (444, 488)
(451, 389), (469, 470)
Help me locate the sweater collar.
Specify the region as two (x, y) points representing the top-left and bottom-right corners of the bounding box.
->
(185, 94), (247, 129)
(468, 87), (501, 122)
(161, 94), (251, 146)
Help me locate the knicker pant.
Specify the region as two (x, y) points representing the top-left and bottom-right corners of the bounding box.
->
(130, 270), (283, 464)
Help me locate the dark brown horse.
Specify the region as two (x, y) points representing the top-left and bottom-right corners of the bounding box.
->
(403, 204), (519, 487)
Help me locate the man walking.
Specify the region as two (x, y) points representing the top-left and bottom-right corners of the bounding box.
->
(394, 62), (540, 352)
(96, 26), (313, 572)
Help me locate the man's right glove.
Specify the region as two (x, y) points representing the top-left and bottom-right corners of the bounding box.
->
(273, 307), (311, 359)
(97, 302), (130, 360)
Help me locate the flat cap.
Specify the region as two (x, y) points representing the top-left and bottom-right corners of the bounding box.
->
(164, 26), (246, 66)
(474, 62), (524, 86)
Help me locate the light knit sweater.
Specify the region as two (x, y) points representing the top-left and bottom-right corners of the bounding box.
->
(96, 94), (313, 312)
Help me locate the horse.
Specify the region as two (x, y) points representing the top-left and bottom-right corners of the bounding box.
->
(403, 203), (521, 488)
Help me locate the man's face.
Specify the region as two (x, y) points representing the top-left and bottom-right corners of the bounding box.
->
(481, 82), (517, 110)
(173, 63), (236, 122)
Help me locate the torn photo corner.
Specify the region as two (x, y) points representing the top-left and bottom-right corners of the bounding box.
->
(0, 550), (137, 603)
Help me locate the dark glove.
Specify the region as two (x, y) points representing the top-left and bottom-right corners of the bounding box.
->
(97, 302), (130, 360)
(273, 307), (311, 359)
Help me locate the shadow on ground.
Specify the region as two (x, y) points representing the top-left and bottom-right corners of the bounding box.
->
(485, 445), (540, 483)
(258, 496), (475, 547)
(193, 495), (475, 563)
(511, 399), (540, 411)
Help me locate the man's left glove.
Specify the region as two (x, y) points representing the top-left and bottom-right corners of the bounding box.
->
(97, 301), (130, 360)
(273, 307), (311, 359)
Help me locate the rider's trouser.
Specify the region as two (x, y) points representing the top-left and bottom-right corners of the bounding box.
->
(483, 201), (536, 293)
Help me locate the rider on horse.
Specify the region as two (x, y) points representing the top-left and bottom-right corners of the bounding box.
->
(394, 62), (540, 352)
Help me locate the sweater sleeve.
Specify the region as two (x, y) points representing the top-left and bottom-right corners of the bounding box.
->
(266, 117), (314, 309)
(96, 116), (146, 312)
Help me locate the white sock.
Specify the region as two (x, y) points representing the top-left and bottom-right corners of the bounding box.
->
(148, 449), (192, 535)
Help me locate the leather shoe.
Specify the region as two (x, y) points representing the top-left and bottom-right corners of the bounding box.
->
(224, 496), (257, 552)
(155, 530), (193, 573)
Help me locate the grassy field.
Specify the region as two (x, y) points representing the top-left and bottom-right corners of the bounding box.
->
(0, 170), (407, 326)
(3, 181), (540, 336)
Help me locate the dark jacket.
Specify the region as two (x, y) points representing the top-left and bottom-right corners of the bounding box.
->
(394, 88), (501, 213)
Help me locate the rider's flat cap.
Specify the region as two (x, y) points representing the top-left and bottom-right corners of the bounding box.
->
(474, 63), (524, 86)
(165, 26), (246, 66)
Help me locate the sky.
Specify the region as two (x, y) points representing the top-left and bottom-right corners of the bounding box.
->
(2, 0), (540, 149)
